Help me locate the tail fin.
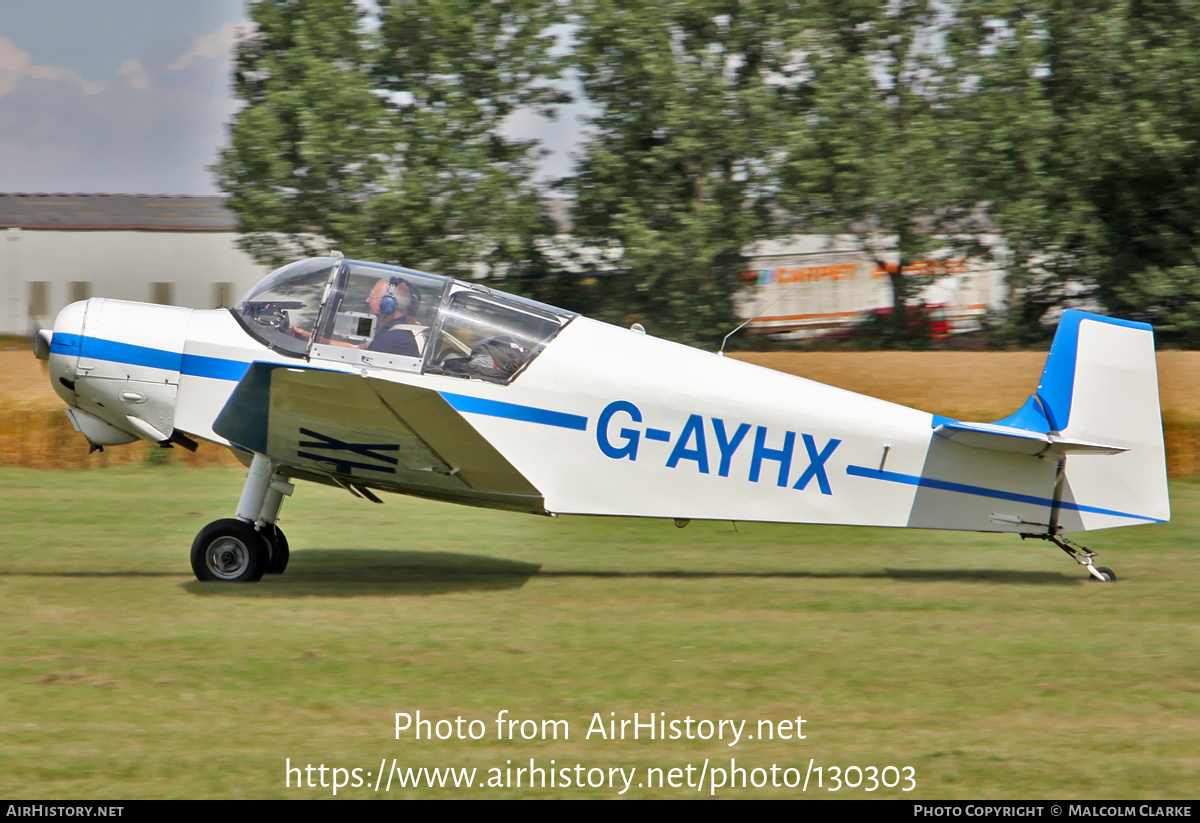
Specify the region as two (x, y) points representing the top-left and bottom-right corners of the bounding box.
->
(1022, 310), (1169, 532)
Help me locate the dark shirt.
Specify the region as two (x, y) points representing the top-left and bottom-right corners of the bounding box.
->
(367, 318), (420, 357)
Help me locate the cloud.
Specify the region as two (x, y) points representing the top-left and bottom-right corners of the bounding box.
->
(0, 26), (241, 193)
(168, 22), (241, 72)
(0, 36), (25, 74)
(0, 36), (107, 97)
(117, 58), (150, 90)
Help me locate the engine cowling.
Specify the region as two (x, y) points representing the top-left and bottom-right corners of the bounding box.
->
(46, 298), (191, 449)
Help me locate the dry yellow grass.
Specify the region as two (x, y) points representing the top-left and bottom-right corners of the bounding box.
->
(6, 349), (1200, 474)
(0, 351), (61, 411)
(0, 352), (239, 468)
(733, 350), (1200, 422)
(733, 351), (1045, 421)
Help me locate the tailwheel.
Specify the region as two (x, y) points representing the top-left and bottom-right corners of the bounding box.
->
(1031, 532), (1116, 583)
(1088, 566), (1117, 582)
(261, 525), (290, 575)
(191, 518), (268, 582)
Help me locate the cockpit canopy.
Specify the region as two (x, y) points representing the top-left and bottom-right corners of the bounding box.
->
(232, 257), (574, 384)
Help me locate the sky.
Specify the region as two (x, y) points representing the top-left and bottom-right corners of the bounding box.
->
(0, 1), (581, 196)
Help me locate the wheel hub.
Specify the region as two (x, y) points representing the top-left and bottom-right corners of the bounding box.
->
(207, 536), (250, 579)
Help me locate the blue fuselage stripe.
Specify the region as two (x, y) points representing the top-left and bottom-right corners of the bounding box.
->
(440, 392), (588, 431)
(51, 335), (586, 434)
(53, 335), (183, 372)
(53, 333), (252, 381)
(49, 332), (82, 355)
(846, 465), (1164, 523)
(181, 353), (250, 381)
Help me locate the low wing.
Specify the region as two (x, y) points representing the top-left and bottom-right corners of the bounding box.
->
(212, 363), (544, 513)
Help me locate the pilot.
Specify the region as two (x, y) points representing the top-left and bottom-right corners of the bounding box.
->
(365, 277), (421, 357)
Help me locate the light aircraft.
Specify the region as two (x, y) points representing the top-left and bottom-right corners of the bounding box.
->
(35, 255), (1169, 582)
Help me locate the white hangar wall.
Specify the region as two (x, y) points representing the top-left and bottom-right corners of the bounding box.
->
(3, 227), (271, 334)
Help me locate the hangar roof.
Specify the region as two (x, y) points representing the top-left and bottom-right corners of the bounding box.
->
(0, 193), (576, 233)
(0, 193), (238, 231)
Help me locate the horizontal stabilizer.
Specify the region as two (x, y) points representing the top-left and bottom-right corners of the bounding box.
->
(933, 419), (1128, 457)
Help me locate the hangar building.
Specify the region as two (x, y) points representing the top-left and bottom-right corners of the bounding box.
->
(0, 193), (270, 336)
(1, 192), (1004, 340)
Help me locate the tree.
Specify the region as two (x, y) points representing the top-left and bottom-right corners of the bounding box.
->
(213, 0), (565, 282)
(212, 0), (390, 265)
(563, 0), (796, 345)
(953, 0), (1200, 344)
(1069, 1), (1200, 344)
(364, 0), (567, 280)
(779, 0), (984, 348)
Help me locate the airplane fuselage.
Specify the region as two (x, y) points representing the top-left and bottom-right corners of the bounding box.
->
(41, 257), (1168, 582)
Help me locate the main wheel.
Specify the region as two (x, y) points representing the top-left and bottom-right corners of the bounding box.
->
(1090, 566), (1117, 582)
(191, 519), (268, 582)
(262, 525), (290, 575)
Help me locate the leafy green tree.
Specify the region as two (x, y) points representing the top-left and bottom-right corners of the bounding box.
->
(1075, 3), (1200, 344)
(213, 0), (565, 282)
(953, 0), (1200, 344)
(363, 0), (566, 280)
(215, 1), (1200, 349)
(563, 1), (796, 345)
(934, 1), (1088, 344)
(212, 0), (390, 265)
(779, 0), (984, 348)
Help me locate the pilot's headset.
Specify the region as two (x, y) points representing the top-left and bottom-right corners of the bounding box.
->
(380, 277), (419, 318)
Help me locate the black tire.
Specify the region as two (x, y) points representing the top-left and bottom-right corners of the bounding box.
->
(262, 525), (290, 575)
(1090, 566), (1117, 582)
(191, 519), (268, 582)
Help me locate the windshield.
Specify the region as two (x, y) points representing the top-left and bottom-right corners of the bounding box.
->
(231, 258), (337, 355)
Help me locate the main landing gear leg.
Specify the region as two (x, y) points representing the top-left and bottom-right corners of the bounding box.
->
(191, 453), (294, 582)
(1026, 532), (1116, 582)
(252, 459), (293, 575)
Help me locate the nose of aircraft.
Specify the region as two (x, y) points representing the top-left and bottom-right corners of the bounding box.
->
(37, 297), (190, 451)
(44, 300), (88, 406)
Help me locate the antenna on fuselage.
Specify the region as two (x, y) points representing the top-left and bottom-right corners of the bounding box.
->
(718, 298), (780, 357)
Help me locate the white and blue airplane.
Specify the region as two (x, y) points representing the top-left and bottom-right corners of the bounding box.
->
(35, 255), (1169, 582)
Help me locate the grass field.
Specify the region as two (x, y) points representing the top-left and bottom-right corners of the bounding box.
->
(2, 464), (1197, 798)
